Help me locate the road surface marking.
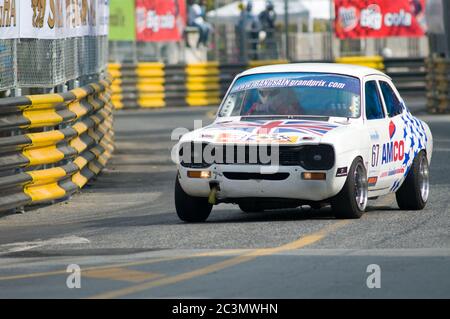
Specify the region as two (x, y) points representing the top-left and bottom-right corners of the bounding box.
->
(89, 221), (350, 299)
(83, 268), (164, 283)
(0, 249), (247, 281)
(0, 236), (90, 255)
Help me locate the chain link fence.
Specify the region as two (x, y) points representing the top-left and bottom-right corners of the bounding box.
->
(1, 37), (109, 92)
(0, 40), (16, 91)
(17, 39), (66, 88)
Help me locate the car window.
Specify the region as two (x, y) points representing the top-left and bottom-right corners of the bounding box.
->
(379, 81), (403, 117)
(365, 81), (384, 120)
(218, 72), (361, 118)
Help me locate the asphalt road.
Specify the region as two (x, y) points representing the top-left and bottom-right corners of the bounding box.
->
(0, 103), (449, 299)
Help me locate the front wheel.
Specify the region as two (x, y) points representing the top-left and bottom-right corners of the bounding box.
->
(331, 158), (368, 219)
(396, 151), (429, 210)
(175, 176), (212, 223)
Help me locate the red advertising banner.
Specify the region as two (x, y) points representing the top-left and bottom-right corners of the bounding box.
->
(136, 0), (186, 42)
(335, 0), (427, 39)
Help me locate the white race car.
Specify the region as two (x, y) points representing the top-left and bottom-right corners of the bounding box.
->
(175, 63), (433, 222)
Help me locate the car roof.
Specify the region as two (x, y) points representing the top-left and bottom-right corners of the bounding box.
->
(239, 63), (390, 80)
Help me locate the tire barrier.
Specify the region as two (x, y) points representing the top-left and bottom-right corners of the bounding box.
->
(109, 58), (425, 109)
(0, 77), (114, 213)
(108, 60), (288, 109)
(426, 57), (450, 113)
(335, 56), (385, 70)
(185, 63), (221, 107)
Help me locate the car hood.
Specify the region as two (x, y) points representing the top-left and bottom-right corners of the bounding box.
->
(182, 118), (350, 145)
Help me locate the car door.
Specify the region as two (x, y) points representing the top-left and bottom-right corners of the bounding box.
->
(363, 77), (390, 193)
(377, 79), (408, 192)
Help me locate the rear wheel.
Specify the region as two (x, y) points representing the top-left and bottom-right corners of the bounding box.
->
(175, 176), (212, 223)
(332, 158), (368, 219)
(396, 151), (429, 210)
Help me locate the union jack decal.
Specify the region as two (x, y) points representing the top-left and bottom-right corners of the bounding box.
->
(213, 120), (339, 137)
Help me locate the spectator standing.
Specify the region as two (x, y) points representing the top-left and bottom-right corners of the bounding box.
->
(258, 0), (278, 59)
(236, 1), (261, 60)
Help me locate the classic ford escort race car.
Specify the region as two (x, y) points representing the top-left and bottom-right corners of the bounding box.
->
(174, 63), (433, 222)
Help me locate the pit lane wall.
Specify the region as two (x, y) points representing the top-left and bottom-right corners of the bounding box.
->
(109, 57), (429, 110)
(0, 78), (114, 213)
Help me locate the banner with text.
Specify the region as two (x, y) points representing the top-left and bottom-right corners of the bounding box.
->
(136, 0), (186, 42)
(0, 0), (19, 39)
(109, 0), (135, 41)
(335, 0), (427, 39)
(1, 0), (109, 39)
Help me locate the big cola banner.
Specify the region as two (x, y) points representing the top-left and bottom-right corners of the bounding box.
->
(0, 0), (109, 40)
(335, 0), (427, 39)
(136, 0), (186, 42)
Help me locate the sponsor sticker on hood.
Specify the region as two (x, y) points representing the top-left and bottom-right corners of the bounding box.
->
(199, 120), (340, 144)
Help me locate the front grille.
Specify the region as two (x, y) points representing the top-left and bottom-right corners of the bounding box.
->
(214, 145), (301, 166)
(179, 143), (335, 170)
(214, 145), (334, 169)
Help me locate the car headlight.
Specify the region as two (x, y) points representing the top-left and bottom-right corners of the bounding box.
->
(179, 142), (212, 168)
(298, 145), (335, 170)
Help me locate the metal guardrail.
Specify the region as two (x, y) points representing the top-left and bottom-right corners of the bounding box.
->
(384, 57), (426, 93)
(0, 77), (114, 213)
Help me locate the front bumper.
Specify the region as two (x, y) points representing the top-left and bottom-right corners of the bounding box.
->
(178, 165), (346, 202)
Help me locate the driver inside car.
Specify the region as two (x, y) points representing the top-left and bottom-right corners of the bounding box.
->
(246, 87), (302, 116)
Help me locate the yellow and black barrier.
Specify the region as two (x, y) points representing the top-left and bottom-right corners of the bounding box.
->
(109, 57), (425, 109)
(108, 60), (288, 109)
(335, 56), (385, 70)
(0, 77), (114, 212)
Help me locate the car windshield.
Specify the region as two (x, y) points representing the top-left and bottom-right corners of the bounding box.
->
(219, 72), (361, 118)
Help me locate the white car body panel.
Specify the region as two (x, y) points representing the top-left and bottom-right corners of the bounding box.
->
(176, 63), (433, 203)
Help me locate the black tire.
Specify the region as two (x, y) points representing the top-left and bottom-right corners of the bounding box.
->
(331, 158), (368, 219)
(175, 177), (212, 223)
(239, 203), (263, 213)
(396, 151), (429, 210)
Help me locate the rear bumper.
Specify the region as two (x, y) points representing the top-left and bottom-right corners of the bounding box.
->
(178, 164), (346, 202)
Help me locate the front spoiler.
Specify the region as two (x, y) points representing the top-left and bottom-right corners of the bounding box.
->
(178, 165), (347, 202)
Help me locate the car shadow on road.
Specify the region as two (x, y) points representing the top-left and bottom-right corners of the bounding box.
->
(206, 207), (336, 224)
(78, 202), (405, 228)
(206, 201), (401, 224)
